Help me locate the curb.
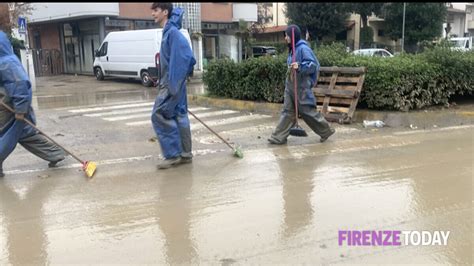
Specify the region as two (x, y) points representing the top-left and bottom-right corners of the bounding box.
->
(188, 94), (474, 128)
(188, 94), (282, 115)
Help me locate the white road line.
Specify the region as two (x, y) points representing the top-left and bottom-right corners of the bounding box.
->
(55, 100), (151, 111)
(4, 149), (226, 176)
(126, 112), (269, 127)
(4, 133), (423, 176)
(191, 114), (271, 130)
(126, 120), (154, 126)
(68, 102), (154, 113)
(393, 124), (474, 135)
(36, 94), (73, 98)
(107, 109), (238, 122)
(87, 106), (210, 118)
(85, 107), (154, 117)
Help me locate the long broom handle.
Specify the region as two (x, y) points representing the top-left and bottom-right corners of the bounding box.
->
(291, 28), (299, 123)
(187, 110), (235, 151)
(0, 101), (85, 164)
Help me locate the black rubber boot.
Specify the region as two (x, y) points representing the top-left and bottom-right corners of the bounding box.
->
(320, 128), (336, 143)
(48, 158), (65, 168)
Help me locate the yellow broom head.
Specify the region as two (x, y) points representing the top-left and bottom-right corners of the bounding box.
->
(83, 161), (97, 178)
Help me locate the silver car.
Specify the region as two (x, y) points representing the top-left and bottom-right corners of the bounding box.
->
(352, 48), (394, 57)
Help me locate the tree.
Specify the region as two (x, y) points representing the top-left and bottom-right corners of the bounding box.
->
(348, 3), (384, 46)
(235, 19), (255, 60)
(285, 3), (351, 42)
(0, 3), (34, 35)
(383, 3), (447, 49)
(348, 3), (384, 29)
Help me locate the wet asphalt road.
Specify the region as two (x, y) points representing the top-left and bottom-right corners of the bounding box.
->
(0, 76), (472, 264)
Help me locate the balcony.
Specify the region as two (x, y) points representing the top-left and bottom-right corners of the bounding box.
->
(232, 3), (257, 22)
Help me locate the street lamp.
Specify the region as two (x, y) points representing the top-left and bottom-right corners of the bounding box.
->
(401, 2), (406, 53)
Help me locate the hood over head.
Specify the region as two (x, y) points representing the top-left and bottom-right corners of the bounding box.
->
(0, 31), (14, 57)
(286, 24), (301, 44)
(168, 7), (184, 30)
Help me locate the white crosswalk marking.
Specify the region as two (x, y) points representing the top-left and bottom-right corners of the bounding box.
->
(107, 109), (238, 122)
(126, 110), (243, 126)
(69, 102), (155, 113)
(85, 107), (153, 117)
(190, 114), (271, 130)
(66, 101), (274, 135)
(87, 106), (210, 118)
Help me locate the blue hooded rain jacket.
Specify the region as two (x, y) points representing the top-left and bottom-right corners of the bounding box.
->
(151, 8), (196, 159)
(286, 39), (320, 107)
(0, 31), (37, 161)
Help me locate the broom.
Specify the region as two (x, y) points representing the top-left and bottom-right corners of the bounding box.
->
(289, 27), (308, 137)
(0, 102), (97, 178)
(188, 110), (243, 158)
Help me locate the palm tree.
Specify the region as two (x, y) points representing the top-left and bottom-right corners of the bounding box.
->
(235, 19), (253, 60)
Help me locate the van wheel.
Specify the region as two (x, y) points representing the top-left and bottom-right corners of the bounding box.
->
(141, 71), (153, 87)
(95, 67), (104, 81)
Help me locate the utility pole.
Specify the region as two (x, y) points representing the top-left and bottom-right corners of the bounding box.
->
(402, 2), (406, 53)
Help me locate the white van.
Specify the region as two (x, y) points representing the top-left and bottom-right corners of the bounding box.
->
(93, 28), (192, 87)
(449, 37), (473, 52)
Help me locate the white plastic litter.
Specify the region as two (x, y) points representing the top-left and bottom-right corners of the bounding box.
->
(363, 120), (385, 128)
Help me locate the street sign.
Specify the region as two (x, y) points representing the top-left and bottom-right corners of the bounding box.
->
(18, 17), (27, 34)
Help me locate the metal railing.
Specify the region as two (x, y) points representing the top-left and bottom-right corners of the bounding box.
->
(31, 49), (63, 77)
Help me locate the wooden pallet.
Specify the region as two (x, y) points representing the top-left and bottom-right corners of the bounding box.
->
(313, 66), (367, 124)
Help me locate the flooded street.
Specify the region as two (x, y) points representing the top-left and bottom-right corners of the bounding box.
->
(0, 76), (472, 264)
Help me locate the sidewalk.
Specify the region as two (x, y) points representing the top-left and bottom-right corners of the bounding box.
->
(188, 71), (474, 128)
(36, 74), (474, 129)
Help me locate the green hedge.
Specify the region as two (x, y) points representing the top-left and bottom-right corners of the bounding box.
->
(203, 43), (474, 111)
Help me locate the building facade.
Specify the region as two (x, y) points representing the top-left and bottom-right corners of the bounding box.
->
(443, 2), (474, 38)
(25, 2), (203, 76)
(200, 3), (257, 64)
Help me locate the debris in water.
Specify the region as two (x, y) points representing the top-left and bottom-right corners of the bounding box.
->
(363, 120), (385, 128)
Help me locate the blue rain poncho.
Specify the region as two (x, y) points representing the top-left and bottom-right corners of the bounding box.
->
(151, 8), (196, 159)
(286, 39), (320, 107)
(0, 31), (37, 161)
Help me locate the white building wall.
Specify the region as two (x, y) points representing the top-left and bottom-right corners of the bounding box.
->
(27, 3), (119, 23)
(232, 3), (258, 22)
(273, 3), (287, 26)
(219, 35), (239, 62)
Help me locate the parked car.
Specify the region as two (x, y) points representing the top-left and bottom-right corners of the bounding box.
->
(252, 46), (277, 58)
(352, 48), (394, 58)
(93, 28), (192, 87)
(448, 37), (473, 51)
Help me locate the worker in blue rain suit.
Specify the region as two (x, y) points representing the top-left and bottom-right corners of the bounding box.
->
(150, 3), (196, 169)
(0, 31), (65, 178)
(268, 25), (335, 145)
